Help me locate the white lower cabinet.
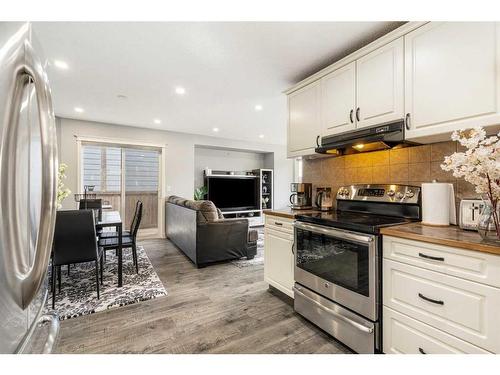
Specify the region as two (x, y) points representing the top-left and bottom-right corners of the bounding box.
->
(383, 307), (490, 354)
(264, 216), (295, 298)
(383, 236), (500, 354)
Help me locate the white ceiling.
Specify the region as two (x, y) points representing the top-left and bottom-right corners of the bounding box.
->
(33, 22), (404, 145)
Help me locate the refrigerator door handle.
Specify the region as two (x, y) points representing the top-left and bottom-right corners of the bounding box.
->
(40, 313), (60, 354)
(2, 39), (58, 309)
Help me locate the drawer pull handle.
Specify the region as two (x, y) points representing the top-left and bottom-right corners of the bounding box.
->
(418, 293), (444, 305)
(274, 222), (283, 226)
(418, 253), (444, 262)
(418, 347), (426, 354)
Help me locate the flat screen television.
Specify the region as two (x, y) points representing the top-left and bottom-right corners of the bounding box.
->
(206, 176), (259, 211)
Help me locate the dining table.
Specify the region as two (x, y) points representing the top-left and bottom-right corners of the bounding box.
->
(96, 210), (123, 287)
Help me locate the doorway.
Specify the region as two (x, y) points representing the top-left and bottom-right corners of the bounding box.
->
(79, 140), (164, 237)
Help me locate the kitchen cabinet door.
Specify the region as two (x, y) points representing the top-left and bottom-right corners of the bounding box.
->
(405, 22), (500, 140)
(356, 37), (404, 129)
(287, 82), (321, 155)
(321, 61), (356, 135)
(264, 226), (294, 298)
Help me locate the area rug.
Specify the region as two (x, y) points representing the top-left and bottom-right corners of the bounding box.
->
(231, 227), (264, 268)
(45, 246), (167, 320)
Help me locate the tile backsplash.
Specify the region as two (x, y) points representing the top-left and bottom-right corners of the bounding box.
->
(300, 141), (480, 210)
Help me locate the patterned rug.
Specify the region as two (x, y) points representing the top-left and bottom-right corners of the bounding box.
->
(231, 227), (264, 268)
(45, 246), (167, 320)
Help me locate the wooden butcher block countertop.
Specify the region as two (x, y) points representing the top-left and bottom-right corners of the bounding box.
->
(380, 222), (500, 256)
(263, 207), (321, 220)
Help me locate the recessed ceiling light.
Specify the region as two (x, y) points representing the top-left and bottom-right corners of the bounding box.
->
(212, 127), (219, 132)
(255, 104), (263, 111)
(53, 60), (69, 70)
(153, 119), (161, 124)
(74, 107), (84, 113)
(175, 86), (186, 95)
(259, 134), (265, 139)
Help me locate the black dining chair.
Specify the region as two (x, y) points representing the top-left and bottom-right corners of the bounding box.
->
(51, 210), (104, 309)
(79, 198), (103, 221)
(99, 201), (143, 274)
(99, 200), (141, 239)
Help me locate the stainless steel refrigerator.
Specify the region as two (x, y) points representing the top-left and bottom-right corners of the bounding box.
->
(0, 22), (59, 353)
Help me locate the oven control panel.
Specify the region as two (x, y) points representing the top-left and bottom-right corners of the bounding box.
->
(337, 184), (420, 204)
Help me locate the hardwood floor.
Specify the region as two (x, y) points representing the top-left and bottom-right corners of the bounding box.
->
(55, 238), (351, 354)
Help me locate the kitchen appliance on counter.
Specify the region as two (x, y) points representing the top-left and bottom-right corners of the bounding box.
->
(315, 187), (333, 211)
(293, 184), (421, 353)
(459, 199), (484, 230)
(289, 183), (312, 210)
(0, 23), (59, 353)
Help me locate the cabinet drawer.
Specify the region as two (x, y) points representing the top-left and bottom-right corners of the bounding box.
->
(383, 259), (500, 353)
(383, 236), (500, 288)
(383, 307), (490, 354)
(265, 215), (294, 234)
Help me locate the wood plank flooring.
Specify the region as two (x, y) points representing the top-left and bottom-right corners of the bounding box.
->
(55, 238), (351, 354)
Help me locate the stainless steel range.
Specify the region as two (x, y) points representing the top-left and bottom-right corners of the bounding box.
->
(293, 184), (421, 353)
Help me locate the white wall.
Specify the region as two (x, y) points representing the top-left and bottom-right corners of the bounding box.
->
(57, 117), (293, 212)
(194, 147), (267, 189)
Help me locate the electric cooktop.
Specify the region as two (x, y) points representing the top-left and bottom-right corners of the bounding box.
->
(295, 211), (414, 234)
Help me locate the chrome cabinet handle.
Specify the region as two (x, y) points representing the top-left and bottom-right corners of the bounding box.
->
(418, 252), (444, 262)
(355, 107), (360, 122)
(294, 287), (374, 334)
(1, 39), (58, 309)
(405, 113), (411, 130)
(349, 109), (354, 123)
(418, 293), (444, 305)
(274, 221), (283, 226)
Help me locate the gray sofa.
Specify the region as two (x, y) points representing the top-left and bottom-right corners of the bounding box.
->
(165, 196), (258, 267)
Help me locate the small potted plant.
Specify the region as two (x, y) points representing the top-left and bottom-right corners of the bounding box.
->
(441, 128), (500, 244)
(194, 186), (208, 201)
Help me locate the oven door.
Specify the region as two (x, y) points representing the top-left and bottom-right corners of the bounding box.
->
(294, 221), (378, 321)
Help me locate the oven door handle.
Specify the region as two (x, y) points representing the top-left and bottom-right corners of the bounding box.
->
(293, 287), (374, 334)
(294, 222), (375, 243)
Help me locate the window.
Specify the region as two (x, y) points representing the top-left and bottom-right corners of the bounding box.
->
(124, 148), (159, 192)
(82, 145), (121, 192)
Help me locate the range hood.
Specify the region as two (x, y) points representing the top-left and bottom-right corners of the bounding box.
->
(315, 120), (410, 155)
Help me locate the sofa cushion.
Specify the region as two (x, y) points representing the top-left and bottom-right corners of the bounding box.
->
(184, 199), (219, 223)
(167, 195), (188, 207)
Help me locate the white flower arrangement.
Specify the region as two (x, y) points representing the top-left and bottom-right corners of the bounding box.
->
(57, 163), (71, 209)
(441, 127), (500, 240)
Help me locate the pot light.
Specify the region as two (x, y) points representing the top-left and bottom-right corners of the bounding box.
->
(212, 127), (219, 132)
(74, 107), (84, 113)
(255, 104), (263, 111)
(53, 60), (69, 70)
(153, 119), (161, 124)
(175, 86), (186, 95)
(259, 134), (264, 139)
(353, 143), (365, 150)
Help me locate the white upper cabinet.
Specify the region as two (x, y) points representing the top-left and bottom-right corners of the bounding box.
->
(288, 81), (321, 155)
(356, 37), (404, 129)
(321, 61), (356, 134)
(405, 22), (500, 140)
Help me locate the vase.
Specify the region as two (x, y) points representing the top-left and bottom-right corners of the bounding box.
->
(478, 199), (500, 245)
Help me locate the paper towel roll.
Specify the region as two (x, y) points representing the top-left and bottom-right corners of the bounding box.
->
(422, 182), (453, 226)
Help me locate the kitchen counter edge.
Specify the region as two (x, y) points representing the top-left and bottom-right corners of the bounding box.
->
(380, 222), (500, 255)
